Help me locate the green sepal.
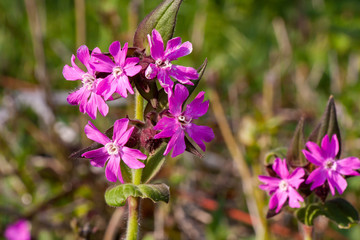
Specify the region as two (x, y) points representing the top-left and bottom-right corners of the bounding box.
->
(141, 144), (167, 183)
(120, 160), (133, 183)
(105, 183), (170, 207)
(133, 0), (183, 50)
(286, 117), (307, 167)
(295, 203), (324, 226)
(323, 198), (359, 229)
(308, 96), (341, 158)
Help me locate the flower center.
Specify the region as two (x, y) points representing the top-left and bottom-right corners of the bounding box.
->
(155, 59), (172, 69)
(279, 180), (289, 191)
(105, 142), (119, 155)
(177, 115), (192, 128)
(324, 159), (337, 171)
(112, 66), (123, 77)
(82, 73), (96, 91)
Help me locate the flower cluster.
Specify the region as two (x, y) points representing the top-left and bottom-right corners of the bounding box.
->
(259, 134), (360, 213)
(63, 29), (214, 182)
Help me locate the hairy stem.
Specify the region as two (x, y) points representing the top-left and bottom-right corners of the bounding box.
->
(126, 90), (144, 240)
(126, 197), (140, 240)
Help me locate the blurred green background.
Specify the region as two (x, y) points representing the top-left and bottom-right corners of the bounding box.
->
(2, 0), (360, 239)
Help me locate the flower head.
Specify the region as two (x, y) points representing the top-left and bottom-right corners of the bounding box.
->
(63, 45), (109, 119)
(82, 118), (147, 182)
(259, 158), (305, 213)
(91, 41), (142, 100)
(5, 219), (31, 240)
(153, 84), (214, 157)
(303, 134), (360, 195)
(145, 29), (199, 94)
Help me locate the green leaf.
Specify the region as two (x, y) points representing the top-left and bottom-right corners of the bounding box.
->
(141, 144), (167, 183)
(184, 58), (208, 104)
(295, 203), (324, 226)
(286, 117), (307, 167)
(323, 198), (359, 229)
(308, 96), (341, 158)
(105, 183), (170, 207)
(133, 0), (183, 49)
(264, 147), (287, 165)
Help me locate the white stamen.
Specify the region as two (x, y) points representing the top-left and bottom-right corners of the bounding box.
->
(279, 180), (289, 191)
(105, 142), (119, 155)
(324, 159), (337, 171)
(112, 66), (123, 77)
(82, 73), (95, 90)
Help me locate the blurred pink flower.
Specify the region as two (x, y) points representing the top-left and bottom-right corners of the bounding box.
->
(259, 158), (305, 213)
(145, 29), (199, 94)
(5, 219), (31, 240)
(82, 118), (147, 182)
(303, 134), (360, 195)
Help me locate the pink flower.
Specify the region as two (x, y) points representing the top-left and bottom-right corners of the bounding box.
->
(145, 29), (199, 94)
(259, 158), (305, 213)
(153, 84), (214, 157)
(82, 118), (147, 183)
(91, 41), (142, 100)
(5, 219), (31, 240)
(63, 45), (109, 119)
(303, 134), (360, 195)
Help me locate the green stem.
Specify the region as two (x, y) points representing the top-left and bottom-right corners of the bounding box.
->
(302, 224), (313, 240)
(126, 197), (140, 240)
(126, 90), (144, 240)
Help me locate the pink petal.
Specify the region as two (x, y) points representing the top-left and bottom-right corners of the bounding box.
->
(145, 63), (159, 79)
(149, 29), (164, 60)
(121, 147), (146, 169)
(273, 158), (289, 179)
(169, 65), (198, 84)
(95, 94), (109, 117)
(124, 64), (142, 77)
(91, 53), (115, 72)
(287, 168), (305, 189)
(165, 37), (182, 53)
(67, 87), (87, 105)
(165, 41), (193, 61)
(119, 42), (128, 66)
(288, 187), (304, 208)
(105, 155), (120, 182)
(85, 93), (97, 119)
(170, 129), (186, 157)
(115, 75), (134, 98)
(157, 69), (174, 94)
(113, 118), (129, 143)
(328, 171), (347, 195)
(275, 190), (288, 213)
(109, 41), (121, 63)
(169, 84), (189, 116)
(337, 157), (360, 175)
(82, 147), (109, 167)
(302, 150), (323, 166)
(329, 134), (339, 158)
(321, 134), (338, 158)
(84, 121), (110, 145)
(63, 64), (83, 80)
(154, 117), (179, 139)
(305, 141), (326, 160)
(306, 167), (326, 190)
(117, 128), (134, 146)
(163, 128), (183, 156)
(77, 45), (91, 68)
(184, 91), (209, 119)
(124, 56), (140, 67)
(186, 123), (214, 152)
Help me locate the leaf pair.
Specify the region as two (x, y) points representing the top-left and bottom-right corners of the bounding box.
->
(295, 198), (359, 229)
